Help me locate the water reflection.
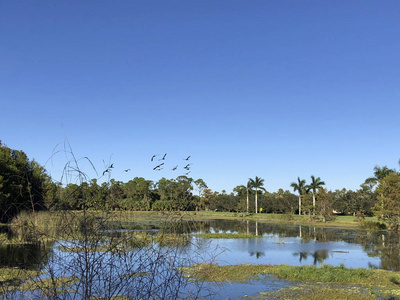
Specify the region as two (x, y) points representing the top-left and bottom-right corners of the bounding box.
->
(0, 242), (52, 270)
(2, 219), (400, 272)
(193, 219), (400, 271)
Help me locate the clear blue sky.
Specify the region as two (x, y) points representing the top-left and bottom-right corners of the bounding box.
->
(1, 1), (399, 193)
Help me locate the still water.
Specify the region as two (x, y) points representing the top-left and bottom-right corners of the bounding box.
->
(197, 220), (389, 270)
(1, 219), (399, 299)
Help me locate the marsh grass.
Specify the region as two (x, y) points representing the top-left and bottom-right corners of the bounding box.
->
(0, 267), (40, 284)
(184, 263), (400, 299)
(19, 276), (78, 292)
(257, 284), (382, 300)
(183, 263), (400, 286)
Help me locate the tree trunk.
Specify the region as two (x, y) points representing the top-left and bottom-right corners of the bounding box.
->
(298, 196), (302, 215)
(246, 190), (249, 213)
(312, 193), (316, 215)
(255, 190), (258, 214)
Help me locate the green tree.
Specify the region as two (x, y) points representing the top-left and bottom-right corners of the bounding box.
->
(248, 176), (266, 214)
(0, 141), (50, 222)
(306, 175), (325, 215)
(364, 165), (395, 190)
(290, 177), (307, 215)
(123, 177), (153, 210)
(316, 188), (335, 222)
(373, 172), (400, 230)
(194, 178), (208, 211)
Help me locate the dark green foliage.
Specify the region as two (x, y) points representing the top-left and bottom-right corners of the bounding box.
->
(0, 141), (50, 222)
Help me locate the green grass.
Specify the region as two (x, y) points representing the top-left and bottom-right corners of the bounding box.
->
(183, 263), (400, 299)
(256, 284), (386, 300)
(183, 263), (400, 286)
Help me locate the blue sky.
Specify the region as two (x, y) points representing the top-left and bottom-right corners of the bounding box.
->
(1, 1), (399, 193)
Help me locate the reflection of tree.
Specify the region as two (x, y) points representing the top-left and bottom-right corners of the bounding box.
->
(294, 251), (309, 262)
(194, 220), (400, 271)
(249, 251), (265, 259)
(293, 250), (329, 265)
(312, 250), (329, 264)
(0, 242), (52, 270)
(363, 231), (400, 271)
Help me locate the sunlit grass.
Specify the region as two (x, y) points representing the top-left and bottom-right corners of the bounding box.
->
(256, 284), (383, 300)
(183, 263), (400, 299)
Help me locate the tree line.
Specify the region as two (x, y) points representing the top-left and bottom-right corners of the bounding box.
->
(1, 141), (400, 228)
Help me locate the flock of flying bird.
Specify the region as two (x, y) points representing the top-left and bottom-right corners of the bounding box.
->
(151, 153), (192, 175)
(102, 154), (193, 177)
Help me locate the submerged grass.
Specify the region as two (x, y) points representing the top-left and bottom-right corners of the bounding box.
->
(255, 284), (384, 300)
(0, 267), (39, 282)
(19, 276), (78, 291)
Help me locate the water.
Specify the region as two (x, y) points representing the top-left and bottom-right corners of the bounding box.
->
(1, 219), (399, 298)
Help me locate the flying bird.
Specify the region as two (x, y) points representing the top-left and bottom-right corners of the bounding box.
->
(109, 164), (114, 168)
(153, 163), (164, 170)
(151, 155), (157, 161)
(172, 165), (178, 171)
(102, 169), (109, 176)
(184, 156), (191, 160)
(124, 169), (131, 172)
(159, 153), (167, 161)
(184, 163), (193, 170)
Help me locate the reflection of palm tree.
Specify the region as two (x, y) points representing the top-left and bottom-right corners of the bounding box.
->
(248, 176), (266, 214)
(250, 251), (265, 259)
(290, 177), (306, 215)
(312, 249), (329, 265)
(306, 175), (325, 215)
(295, 251), (309, 262)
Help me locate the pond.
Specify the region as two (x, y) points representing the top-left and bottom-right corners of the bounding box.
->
(1, 219), (399, 299)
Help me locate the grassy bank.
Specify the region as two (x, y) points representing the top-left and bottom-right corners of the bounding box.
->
(183, 263), (400, 299)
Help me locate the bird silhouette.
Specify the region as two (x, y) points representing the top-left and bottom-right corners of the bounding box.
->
(185, 171), (191, 175)
(124, 169), (131, 172)
(184, 156), (191, 160)
(184, 163), (193, 170)
(172, 165), (178, 171)
(153, 163), (164, 170)
(109, 164), (114, 168)
(102, 169), (109, 176)
(159, 153), (167, 161)
(151, 155), (157, 161)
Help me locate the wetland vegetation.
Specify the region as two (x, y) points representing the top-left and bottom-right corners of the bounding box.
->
(1, 141), (400, 298)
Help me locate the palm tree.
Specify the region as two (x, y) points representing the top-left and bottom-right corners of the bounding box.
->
(290, 177), (306, 215)
(365, 165), (395, 188)
(306, 175), (325, 215)
(246, 180), (253, 214)
(248, 176), (266, 214)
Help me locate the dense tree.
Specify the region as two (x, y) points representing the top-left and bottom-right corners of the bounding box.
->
(373, 172), (400, 230)
(248, 176), (266, 214)
(316, 188), (334, 222)
(194, 179), (208, 211)
(0, 141), (50, 222)
(290, 177), (307, 215)
(364, 165), (396, 190)
(123, 177), (153, 210)
(306, 175), (325, 215)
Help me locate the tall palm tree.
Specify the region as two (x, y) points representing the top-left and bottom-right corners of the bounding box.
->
(306, 175), (325, 215)
(290, 177), (306, 215)
(246, 180), (253, 214)
(248, 176), (266, 214)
